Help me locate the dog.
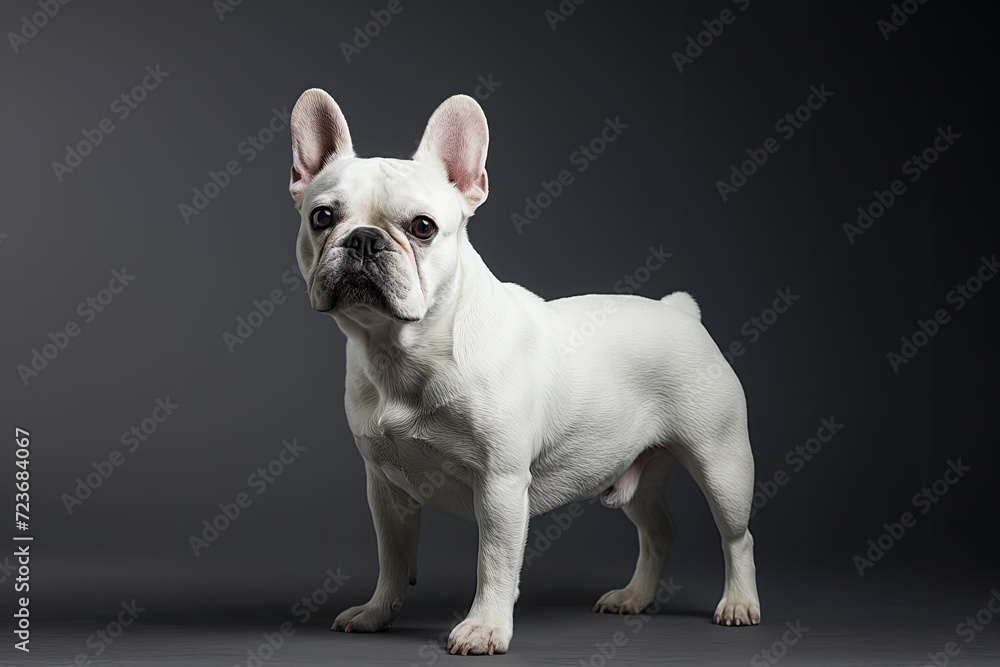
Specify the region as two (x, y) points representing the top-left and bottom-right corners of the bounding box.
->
(287, 88), (761, 655)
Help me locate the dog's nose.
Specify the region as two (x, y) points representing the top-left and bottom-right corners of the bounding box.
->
(344, 228), (388, 259)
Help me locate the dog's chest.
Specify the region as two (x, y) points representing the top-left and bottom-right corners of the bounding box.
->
(351, 390), (479, 517)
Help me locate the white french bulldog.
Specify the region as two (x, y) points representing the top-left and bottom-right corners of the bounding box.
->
(288, 89), (761, 655)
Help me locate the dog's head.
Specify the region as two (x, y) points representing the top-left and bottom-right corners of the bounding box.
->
(288, 89), (489, 327)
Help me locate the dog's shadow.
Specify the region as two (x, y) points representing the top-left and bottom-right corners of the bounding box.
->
(374, 602), (719, 650)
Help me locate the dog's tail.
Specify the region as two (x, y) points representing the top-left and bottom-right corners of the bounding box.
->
(660, 291), (701, 321)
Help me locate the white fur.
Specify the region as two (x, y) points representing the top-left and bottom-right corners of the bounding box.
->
(288, 90), (761, 655)
(661, 291), (701, 320)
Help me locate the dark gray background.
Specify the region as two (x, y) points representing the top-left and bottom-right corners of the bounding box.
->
(2, 0), (999, 664)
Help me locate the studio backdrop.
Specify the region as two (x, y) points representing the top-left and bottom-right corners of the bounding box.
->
(2, 0), (998, 665)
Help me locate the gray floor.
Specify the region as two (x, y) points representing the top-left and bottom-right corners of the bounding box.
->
(9, 569), (1000, 666)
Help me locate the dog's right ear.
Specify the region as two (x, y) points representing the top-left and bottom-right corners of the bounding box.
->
(289, 88), (354, 207)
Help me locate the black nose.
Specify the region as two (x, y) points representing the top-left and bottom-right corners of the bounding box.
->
(344, 228), (388, 259)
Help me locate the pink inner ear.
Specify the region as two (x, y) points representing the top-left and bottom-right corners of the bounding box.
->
(421, 100), (488, 205)
(295, 106), (348, 176)
(289, 166), (308, 199)
(442, 142), (487, 202)
(467, 171), (488, 204)
(290, 90), (353, 196)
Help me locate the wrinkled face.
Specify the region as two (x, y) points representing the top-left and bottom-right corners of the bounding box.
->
(296, 157), (466, 324)
(287, 88), (489, 329)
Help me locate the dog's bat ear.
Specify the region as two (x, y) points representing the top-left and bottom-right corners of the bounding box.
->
(289, 88), (354, 206)
(414, 95), (489, 211)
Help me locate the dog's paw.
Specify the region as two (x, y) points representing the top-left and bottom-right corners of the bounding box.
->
(331, 603), (396, 632)
(713, 596), (760, 627)
(592, 587), (654, 615)
(447, 618), (511, 656)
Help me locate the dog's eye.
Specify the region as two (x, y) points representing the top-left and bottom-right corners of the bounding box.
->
(409, 216), (437, 240)
(311, 206), (334, 230)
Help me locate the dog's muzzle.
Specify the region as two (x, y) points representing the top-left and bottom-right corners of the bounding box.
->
(311, 227), (400, 315)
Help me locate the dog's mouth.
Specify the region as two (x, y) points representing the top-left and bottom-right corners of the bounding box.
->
(313, 263), (420, 323)
(332, 274), (390, 311)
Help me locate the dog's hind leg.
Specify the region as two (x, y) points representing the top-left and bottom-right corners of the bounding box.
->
(679, 427), (761, 626)
(593, 449), (678, 614)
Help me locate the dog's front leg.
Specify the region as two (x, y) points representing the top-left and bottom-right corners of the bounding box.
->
(448, 473), (530, 656)
(332, 465), (420, 632)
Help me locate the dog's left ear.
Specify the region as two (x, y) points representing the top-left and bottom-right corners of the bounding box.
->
(289, 88), (354, 207)
(414, 95), (489, 211)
